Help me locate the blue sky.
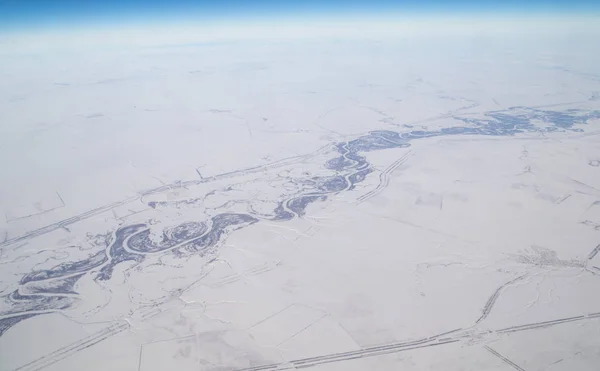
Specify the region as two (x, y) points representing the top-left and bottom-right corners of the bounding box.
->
(1, 0), (599, 31)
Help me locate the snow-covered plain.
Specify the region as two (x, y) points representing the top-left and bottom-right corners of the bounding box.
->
(1, 20), (600, 371)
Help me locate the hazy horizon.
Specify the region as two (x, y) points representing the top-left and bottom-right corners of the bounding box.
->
(2, 0), (600, 32)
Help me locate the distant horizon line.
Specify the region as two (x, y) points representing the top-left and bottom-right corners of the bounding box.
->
(2, 9), (600, 35)
(2, 14), (600, 54)
(2, 0), (600, 34)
